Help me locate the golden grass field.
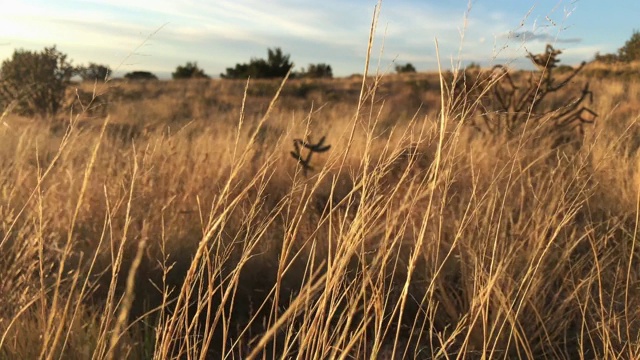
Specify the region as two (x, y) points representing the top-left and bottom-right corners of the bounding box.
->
(2, 44), (640, 359)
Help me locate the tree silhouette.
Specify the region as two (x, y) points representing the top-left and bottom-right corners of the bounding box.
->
(395, 63), (416, 74)
(593, 30), (640, 63)
(124, 71), (158, 81)
(594, 52), (619, 64)
(618, 29), (640, 62)
(264, 48), (292, 77)
(79, 63), (111, 82)
(221, 47), (293, 79)
(298, 63), (333, 78)
(172, 61), (209, 79)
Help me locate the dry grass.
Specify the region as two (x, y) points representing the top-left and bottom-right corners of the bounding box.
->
(583, 60), (640, 80)
(2, 11), (640, 360)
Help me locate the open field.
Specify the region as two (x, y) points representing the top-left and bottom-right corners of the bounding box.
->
(1, 61), (640, 359)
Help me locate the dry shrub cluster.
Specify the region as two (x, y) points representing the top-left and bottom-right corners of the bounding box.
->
(2, 35), (640, 360)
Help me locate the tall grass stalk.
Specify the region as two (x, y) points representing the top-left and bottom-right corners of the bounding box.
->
(1, 2), (640, 360)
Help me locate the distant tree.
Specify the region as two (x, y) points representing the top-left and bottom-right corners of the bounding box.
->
(124, 71), (158, 81)
(222, 62), (253, 79)
(594, 51), (619, 64)
(221, 47), (293, 79)
(298, 63), (333, 78)
(264, 48), (293, 77)
(395, 63), (416, 74)
(79, 62), (111, 82)
(592, 30), (640, 64)
(0, 45), (75, 118)
(618, 29), (640, 62)
(555, 64), (575, 74)
(465, 62), (481, 71)
(172, 61), (209, 79)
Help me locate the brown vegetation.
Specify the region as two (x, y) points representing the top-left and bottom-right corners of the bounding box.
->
(1, 48), (640, 359)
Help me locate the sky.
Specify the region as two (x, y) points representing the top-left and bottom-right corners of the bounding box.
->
(0, 0), (638, 79)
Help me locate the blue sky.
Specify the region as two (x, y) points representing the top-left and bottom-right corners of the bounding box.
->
(1, 0), (637, 79)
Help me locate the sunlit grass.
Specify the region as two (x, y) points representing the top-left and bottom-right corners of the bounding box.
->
(2, 5), (640, 360)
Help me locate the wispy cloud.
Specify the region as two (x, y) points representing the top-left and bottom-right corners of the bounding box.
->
(503, 30), (582, 44)
(0, 0), (611, 77)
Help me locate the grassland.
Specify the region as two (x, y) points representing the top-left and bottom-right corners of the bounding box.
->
(1, 57), (640, 359)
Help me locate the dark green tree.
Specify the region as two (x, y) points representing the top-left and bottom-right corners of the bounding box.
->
(298, 63), (333, 78)
(264, 48), (292, 77)
(618, 30), (640, 62)
(0, 45), (76, 118)
(221, 47), (293, 79)
(124, 71), (158, 81)
(78, 62), (112, 82)
(395, 63), (416, 74)
(172, 61), (209, 79)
